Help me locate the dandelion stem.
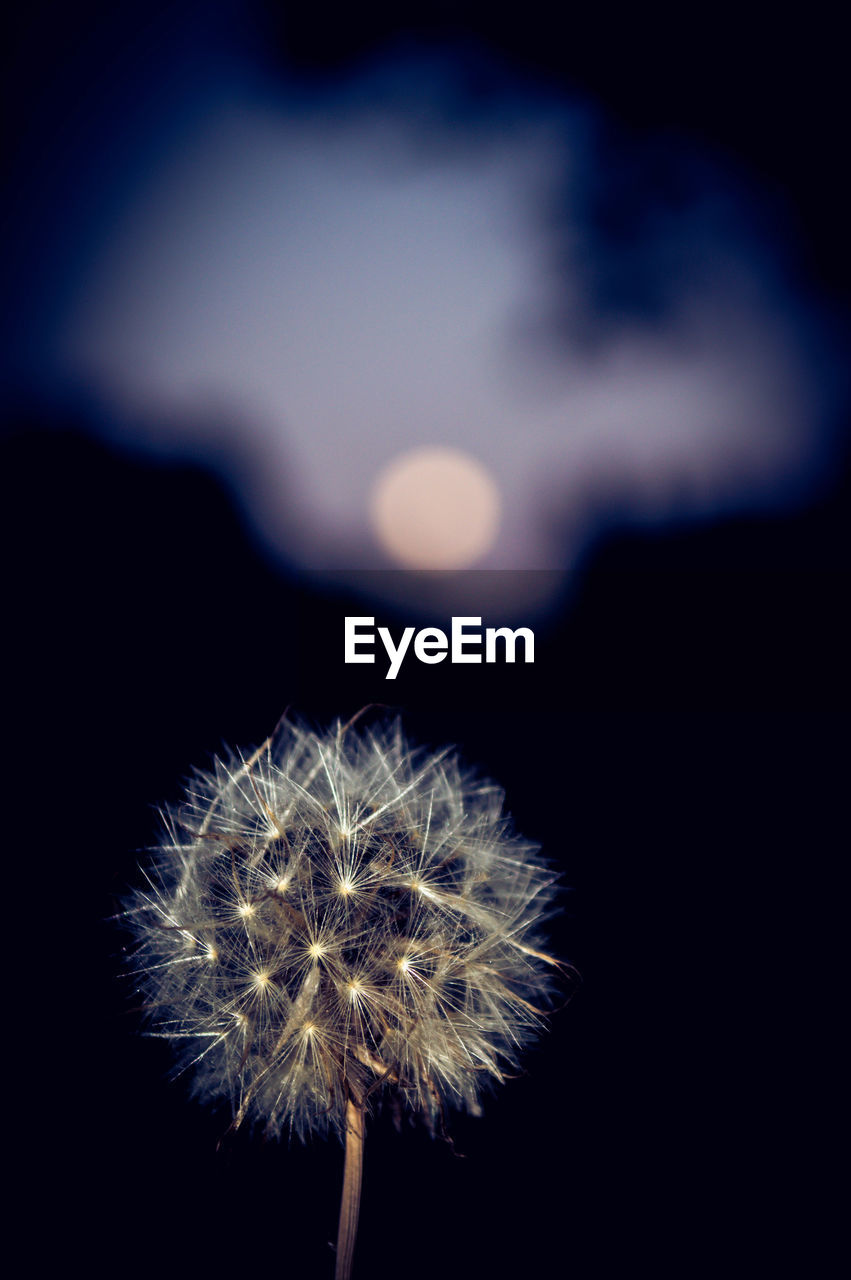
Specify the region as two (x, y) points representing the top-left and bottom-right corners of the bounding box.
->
(335, 1096), (365, 1280)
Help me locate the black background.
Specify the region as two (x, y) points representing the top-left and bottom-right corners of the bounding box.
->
(4, 3), (848, 1277)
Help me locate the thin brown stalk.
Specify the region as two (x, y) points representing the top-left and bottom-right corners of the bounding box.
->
(335, 1096), (365, 1280)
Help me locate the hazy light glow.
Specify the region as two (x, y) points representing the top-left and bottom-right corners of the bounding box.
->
(371, 446), (501, 568)
(35, 52), (837, 608)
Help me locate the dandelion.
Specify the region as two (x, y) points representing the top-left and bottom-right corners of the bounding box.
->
(124, 713), (562, 1279)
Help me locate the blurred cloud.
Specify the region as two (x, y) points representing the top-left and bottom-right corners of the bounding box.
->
(9, 13), (843, 611)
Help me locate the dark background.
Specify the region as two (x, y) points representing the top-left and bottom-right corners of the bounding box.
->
(4, 3), (848, 1277)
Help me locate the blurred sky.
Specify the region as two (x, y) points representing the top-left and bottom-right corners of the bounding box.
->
(3, 0), (848, 610)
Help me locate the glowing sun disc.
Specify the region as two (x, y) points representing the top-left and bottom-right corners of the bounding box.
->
(370, 446), (501, 569)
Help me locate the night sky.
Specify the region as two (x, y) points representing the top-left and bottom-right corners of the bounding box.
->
(4, 4), (848, 1277)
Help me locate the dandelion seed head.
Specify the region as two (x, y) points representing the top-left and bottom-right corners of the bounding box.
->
(125, 717), (559, 1140)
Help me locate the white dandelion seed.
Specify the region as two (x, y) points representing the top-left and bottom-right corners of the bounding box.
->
(124, 713), (564, 1280)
